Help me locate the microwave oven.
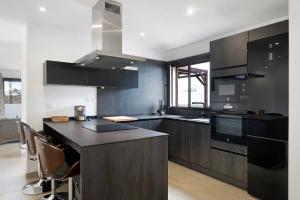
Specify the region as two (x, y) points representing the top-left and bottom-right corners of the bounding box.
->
(211, 79), (247, 110)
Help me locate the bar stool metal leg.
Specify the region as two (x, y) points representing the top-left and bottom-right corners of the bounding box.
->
(22, 158), (51, 195)
(68, 177), (73, 200)
(42, 179), (68, 200)
(22, 179), (44, 195)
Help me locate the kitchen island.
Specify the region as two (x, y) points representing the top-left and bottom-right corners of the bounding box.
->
(44, 119), (168, 200)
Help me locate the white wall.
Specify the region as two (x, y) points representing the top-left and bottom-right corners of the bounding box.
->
(25, 23), (96, 173)
(164, 17), (288, 61)
(26, 23), (95, 131)
(289, 0), (300, 199)
(0, 69), (21, 78)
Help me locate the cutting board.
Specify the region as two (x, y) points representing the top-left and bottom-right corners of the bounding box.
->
(102, 116), (138, 122)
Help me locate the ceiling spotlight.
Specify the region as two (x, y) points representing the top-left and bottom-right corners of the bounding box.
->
(39, 6), (47, 13)
(187, 8), (195, 16)
(81, 63), (85, 66)
(92, 24), (103, 29)
(140, 32), (145, 37)
(96, 56), (100, 60)
(130, 61), (135, 64)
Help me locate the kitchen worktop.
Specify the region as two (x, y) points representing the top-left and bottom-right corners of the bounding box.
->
(44, 119), (167, 152)
(102, 114), (211, 124)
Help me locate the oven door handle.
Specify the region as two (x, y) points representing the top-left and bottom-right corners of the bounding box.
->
(214, 115), (243, 119)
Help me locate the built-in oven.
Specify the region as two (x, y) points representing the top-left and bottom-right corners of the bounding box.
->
(211, 114), (247, 145)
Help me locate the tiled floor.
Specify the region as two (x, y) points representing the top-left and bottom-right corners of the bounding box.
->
(0, 143), (256, 200)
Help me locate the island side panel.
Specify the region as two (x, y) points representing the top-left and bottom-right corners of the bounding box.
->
(80, 136), (168, 200)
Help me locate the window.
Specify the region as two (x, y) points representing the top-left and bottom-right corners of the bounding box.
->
(177, 66), (189, 107)
(3, 79), (21, 104)
(170, 55), (210, 108)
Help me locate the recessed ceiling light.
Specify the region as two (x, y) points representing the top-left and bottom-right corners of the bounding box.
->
(92, 24), (103, 29)
(140, 32), (145, 37)
(187, 8), (195, 16)
(124, 66), (138, 71)
(130, 61), (135, 64)
(39, 6), (47, 13)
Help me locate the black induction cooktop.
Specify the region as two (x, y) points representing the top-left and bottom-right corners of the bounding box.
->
(83, 123), (138, 133)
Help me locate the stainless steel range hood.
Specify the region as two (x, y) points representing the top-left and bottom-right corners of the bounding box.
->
(76, 0), (145, 68)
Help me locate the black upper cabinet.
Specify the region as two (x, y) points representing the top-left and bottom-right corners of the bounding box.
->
(249, 20), (288, 42)
(44, 61), (88, 86)
(210, 32), (249, 70)
(44, 60), (138, 88)
(88, 68), (138, 88)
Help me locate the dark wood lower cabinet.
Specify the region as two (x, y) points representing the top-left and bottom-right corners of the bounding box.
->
(163, 120), (189, 161)
(210, 148), (247, 182)
(145, 119), (163, 131)
(188, 123), (211, 168)
(123, 119), (163, 131)
(123, 118), (247, 188)
(123, 121), (146, 128)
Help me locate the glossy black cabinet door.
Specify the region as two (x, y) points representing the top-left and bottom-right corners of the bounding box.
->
(248, 136), (288, 200)
(88, 68), (138, 88)
(210, 32), (248, 70)
(247, 34), (289, 115)
(44, 60), (138, 88)
(188, 123), (211, 168)
(44, 61), (88, 86)
(249, 20), (288, 42)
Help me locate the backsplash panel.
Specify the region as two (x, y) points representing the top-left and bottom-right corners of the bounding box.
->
(97, 59), (168, 116)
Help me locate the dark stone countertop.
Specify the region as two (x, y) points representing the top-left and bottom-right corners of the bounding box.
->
(44, 119), (168, 150)
(111, 114), (211, 124)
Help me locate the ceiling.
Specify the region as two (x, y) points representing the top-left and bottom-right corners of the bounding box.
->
(0, 0), (289, 61)
(76, 0), (288, 50)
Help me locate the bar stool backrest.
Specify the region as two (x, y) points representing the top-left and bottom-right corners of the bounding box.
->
(23, 125), (43, 159)
(34, 137), (65, 177)
(16, 120), (27, 146)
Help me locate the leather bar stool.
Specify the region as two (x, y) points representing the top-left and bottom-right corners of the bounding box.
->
(22, 125), (52, 195)
(35, 136), (80, 200)
(16, 120), (28, 149)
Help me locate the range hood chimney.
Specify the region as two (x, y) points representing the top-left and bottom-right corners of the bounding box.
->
(76, 0), (145, 68)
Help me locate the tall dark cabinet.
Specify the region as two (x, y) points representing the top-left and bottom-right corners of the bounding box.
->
(210, 32), (248, 70)
(247, 33), (289, 115)
(249, 20), (289, 42)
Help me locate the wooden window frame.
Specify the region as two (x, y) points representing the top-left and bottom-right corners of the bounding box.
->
(169, 53), (210, 109)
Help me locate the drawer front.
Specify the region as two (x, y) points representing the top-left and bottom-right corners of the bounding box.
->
(211, 148), (247, 182)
